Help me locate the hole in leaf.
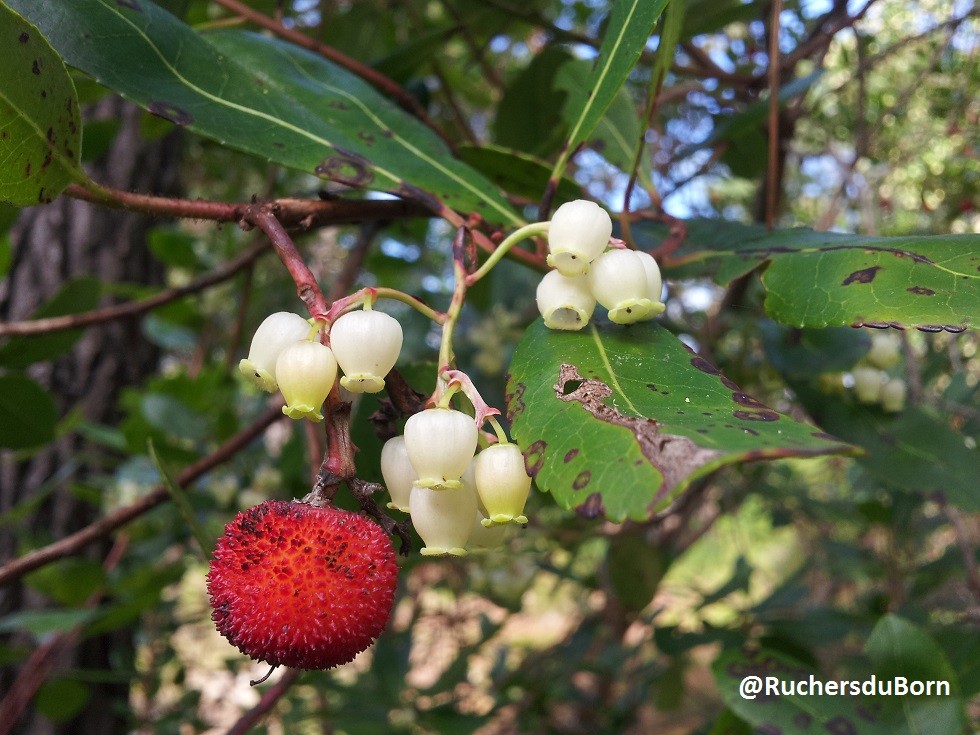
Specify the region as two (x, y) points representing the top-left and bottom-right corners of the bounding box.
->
(561, 379), (583, 395)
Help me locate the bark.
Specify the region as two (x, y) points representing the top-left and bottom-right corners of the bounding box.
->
(0, 98), (182, 735)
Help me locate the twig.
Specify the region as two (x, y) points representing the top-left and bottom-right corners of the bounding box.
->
(67, 184), (430, 229)
(938, 499), (980, 606)
(247, 208), (329, 318)
(0, 404), (284, 587)
(0, 241), (269, 338)
(210, 0), (452, 150)
(224, 668), (303, 735)
(765, 0), (783, 230)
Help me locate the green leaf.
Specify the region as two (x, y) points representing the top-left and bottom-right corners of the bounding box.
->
(0, 1), (82, 205)
(35, 678), (90, 723)
(506, 319), (855, 522)
(0, 276), (101, 368)
(0, 373), (58, 449)
(713, 647), (895, 735)
(8, 0), (521, 226)
(24, 558), (107, 607)
(866, 615), (958, 688)
(792, 385), (978, 512)
(637, 219), (980, 331)
(148, 439), (211, 560)
(552, 0), (669, 178)
(606, 531), (667, 613)
(761, 322), (871, 378)
(0, 607), (101, 635)
(555, 59), (650, 180)
(457, 145), (583, 205)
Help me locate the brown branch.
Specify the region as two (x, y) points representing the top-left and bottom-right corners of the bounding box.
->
(67, 184), (431, 229)
(765, 0), (783, 230)
(247, 208), (330, 317)
(0, 403), (284, 588)
(0, 241), (269, 338)
(209, 0), (453, 150)
(224, 668), (303, 735)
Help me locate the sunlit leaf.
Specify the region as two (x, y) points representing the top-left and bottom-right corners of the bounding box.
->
(638, 219), (980, 331)
(0, 2), (81, 205)
(506, 319), (855, 522)
(8, 0), (521, 225)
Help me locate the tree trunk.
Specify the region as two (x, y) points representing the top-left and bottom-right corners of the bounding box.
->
(0, 98), (182, 735)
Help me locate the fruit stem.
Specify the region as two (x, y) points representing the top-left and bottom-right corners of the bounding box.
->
(465, 222), (550, 286)
(320, 287), (445, 327)
(486, 416), (509, 445)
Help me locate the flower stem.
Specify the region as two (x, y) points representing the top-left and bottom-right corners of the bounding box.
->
(465, 222), (550, 286)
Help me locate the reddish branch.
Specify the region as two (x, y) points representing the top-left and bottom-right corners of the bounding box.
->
(0, 241), (269, 338)
(67, 184), (430, 229)
(0, 404), (284, 588)
(209, 0), (451, 148)
(246, 207), (329, 317)
(224, 668), (303, 735)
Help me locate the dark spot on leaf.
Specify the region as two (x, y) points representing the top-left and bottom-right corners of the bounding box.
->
(117, 0), (141, 10)
(316, 150), (375, 187)
(37, 187), (49, 203)
(842, 266), (880, 285)
(855, 702), (881, 722)
(695, 428), (708, 434)
(917, 324), (945, 333)
(907, 286), (935, 296)
(380, 128), (393, 138)
(720, 376), (739, 391)
(812, 431), (838, 441)
(272, 142), (284, 149)
(742, 427), (759, 436)
(40, 89), (46, 99)
(358, 131), (375, 145)
(756, 726), (783, 735)
(41, 152), (52, 169)
(572, 471), (591, 490)
(505, 381), (526, 422)
(690, 356), (720, 374)
(147, 100), (194, 126)
(327, 100), (349, 110)
(732, 392), (769, 409)
(940, 324), (966, 333)
(24, 162), (31, 177)
(676, 410), (684, 415)
(46, 127), (55, 143)
(19, 32), (29, 43)
(701, 412), (712, 416)
(660, 390), (669, 395)
(563, 449), (578, 463)
(32, 60), (41, 75)
(575, 493), (604, 520)
(824, 716), (857, 735)
(646, 383), (657, 391)
(733, 409), (780, 422)
(395, 181), (442, 213)
(522, 439), (547, 478)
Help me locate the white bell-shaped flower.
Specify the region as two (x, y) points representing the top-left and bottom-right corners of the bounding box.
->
(866, 332), (902, 370)
(852, 366), (884, 404)
(275, 340), (338, 421)
(546, 200), (612, 276)
(634, 251), (667, 320)
(474, 443), (531, 526)
(469, 510), (508, 550)
(380, 435), (416, 512)
(536, 270), (596, 331)
(404, 408), (478, 490)
(330, 309), (403, 393)
(587, 249), (656, 324)
(881, 378), (907, 412)
(238, 312), (312, 392)
(409, 481), (478, 556)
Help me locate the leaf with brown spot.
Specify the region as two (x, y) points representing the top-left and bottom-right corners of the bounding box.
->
(0, 3), (82, 205)
(506, 320), (856, 522)
(636, 219), (980, 331)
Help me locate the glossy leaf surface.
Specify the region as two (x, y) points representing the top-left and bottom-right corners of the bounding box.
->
(7, 0), (521, 224)
(0, 2), (81, 205)
(638, 219), (980, 331)
(506, 319), (855, 522)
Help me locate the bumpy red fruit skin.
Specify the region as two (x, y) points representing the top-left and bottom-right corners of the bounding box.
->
(206, 500), (397, 670)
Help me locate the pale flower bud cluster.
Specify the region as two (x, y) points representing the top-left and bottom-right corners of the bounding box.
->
(537, 199), (666, 329)
(239, 307), (403, 422)
(381, 409), (532, 556)
(847, 332), (907, 413)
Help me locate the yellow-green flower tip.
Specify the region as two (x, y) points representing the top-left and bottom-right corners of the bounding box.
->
(547, 250), (590, 277)
(414, 477), (462, 491)
(239, 359), (277, 392)
(340, 374), (386, 394)
(282, 404), (324, 422)
(386, 501), (410, 513)
(608, 298), (654, 324)
(483, 513), (528, 527)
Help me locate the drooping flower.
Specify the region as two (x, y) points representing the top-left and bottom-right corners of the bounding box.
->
(238, 312), (312, 392)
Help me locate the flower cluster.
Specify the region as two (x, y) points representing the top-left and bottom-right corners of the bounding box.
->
(851, 332), (907, 412)
(381, 408), (531, 556)
(239, 308), (403, 421)
(536, 200), (666, 329)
